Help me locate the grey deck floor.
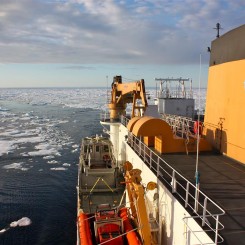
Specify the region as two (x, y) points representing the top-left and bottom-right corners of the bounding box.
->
(161, 152), (245, 245)
(79, 168), (125, 214)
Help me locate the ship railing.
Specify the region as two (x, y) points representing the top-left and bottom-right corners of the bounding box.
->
(157, 89), (193, 99)
(126, 131), (225, 244)
(100, 111), (111, 122)
(121, 116), (130, 126)
(183, 214), (224, 244)
(100, 111), (128, 123)
(121, 114), (201, 141)
(161, 114), (195, 138)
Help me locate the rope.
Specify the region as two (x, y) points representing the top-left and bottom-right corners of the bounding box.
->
(101, 178), (114, 193)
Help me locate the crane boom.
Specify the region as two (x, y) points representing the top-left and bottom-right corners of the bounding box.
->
(108, 76), (148, 120)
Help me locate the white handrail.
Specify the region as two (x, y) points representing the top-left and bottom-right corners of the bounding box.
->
(183, 214), (224, 244)
(121, 116), (225, 244)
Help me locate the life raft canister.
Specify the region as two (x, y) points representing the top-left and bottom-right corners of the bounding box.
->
(193, 121), (203, 135)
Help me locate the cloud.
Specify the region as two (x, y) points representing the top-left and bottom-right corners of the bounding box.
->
(0, 0), (244, 65)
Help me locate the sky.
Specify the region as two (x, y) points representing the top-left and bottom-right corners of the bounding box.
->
(0, 0), (244, 88)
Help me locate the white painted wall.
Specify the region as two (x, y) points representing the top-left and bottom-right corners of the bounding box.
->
(158, 98), (194, 118)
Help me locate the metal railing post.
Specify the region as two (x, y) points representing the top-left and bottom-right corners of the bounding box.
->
(157, 157), (160, 177)
(139, 137), (141, 156)
(185, 182), (189, 208)
(215, 215), (219, 244)
(150, 151), (152, 168)
(194, 183), (200, 213)
(202, 197), (207, 226)
(172, 170), (176, 193)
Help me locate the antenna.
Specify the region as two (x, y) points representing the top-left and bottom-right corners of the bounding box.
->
(213, 23), (222, 38)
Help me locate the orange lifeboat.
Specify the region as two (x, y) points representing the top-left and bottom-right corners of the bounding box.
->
(77, 213), (93, 245)
(119, 208), (142, 245)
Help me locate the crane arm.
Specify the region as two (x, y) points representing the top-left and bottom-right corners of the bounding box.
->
(123, 162), (157, 245)
(108, 76), (148, 120)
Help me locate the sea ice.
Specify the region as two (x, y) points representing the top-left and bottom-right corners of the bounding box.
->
(47, 160), (59, 164)
(10, 217), (32, 227)
(43, 155), (55, 159)
(0, 140), (16, 156)
(50, 167), (67, 171)
(2, 162), (29, 171)
(62, 163), (70, 167)
(27, 142), (61, 157)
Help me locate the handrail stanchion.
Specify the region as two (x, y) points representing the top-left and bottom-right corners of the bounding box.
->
(150, 151), (152, 168)
(185, 182), (189, 208)
(202, 197), (208, 226)
(215, 215), (219, 244)
(139, 137), (141, 156)
(172, 170), (176, 193)
(157, 157), (160, 177)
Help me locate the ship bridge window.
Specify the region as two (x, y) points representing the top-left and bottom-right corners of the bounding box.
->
(96, 145), (100, 152)
(103, 145), (109, 152)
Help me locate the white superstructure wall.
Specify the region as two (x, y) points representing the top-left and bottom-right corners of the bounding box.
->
(158, 98), (195, 118)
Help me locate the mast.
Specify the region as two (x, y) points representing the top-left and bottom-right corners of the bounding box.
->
(213, 23), (222, 38)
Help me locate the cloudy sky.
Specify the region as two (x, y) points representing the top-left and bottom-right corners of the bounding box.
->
(0, 0), (244, 87)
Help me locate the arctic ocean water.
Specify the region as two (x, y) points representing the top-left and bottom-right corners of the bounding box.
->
(0, 87), (206, 245)
(0, 88), (108, 245)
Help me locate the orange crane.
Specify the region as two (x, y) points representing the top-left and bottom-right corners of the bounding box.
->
(108, 76), (148, 120)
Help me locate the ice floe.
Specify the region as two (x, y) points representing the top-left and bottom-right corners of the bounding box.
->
(2, 162), (30, 171)
(50, 167), (67, 171)
(0, 140), (16, 156)
(31, 142), (61, 156)
(62, 163), (71, 167)
(43, 155), (55, 159)
(10, 217), (32, 227)
(0, 217), (32, 234)
(47, 160), (59, 164)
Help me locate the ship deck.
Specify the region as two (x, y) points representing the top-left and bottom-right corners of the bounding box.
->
(78, 168), (125, 214)
(160, 152), (245, 245)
